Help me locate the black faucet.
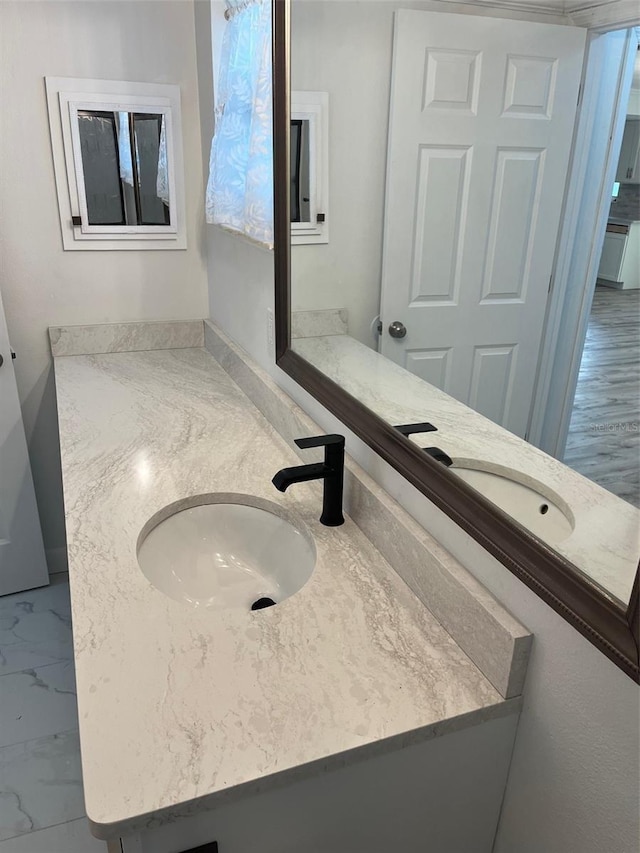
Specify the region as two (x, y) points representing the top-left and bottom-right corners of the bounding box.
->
(394, 422), (452, 467)
(394, 421), (437, 436)
(423, 447), (453, 467)
(272, 434), (345, 526)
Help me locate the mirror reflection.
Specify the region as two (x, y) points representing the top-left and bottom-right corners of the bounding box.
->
(290, 118), (311, 223)
(289, 1), (640, 605)
(75, 109), (170, 227)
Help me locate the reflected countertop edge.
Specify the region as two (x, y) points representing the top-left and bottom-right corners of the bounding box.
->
(292, 333), (639, 606)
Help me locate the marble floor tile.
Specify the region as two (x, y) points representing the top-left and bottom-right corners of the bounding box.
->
(0, 817), (104, 852)
(0, 580), (73, 677)
(0, 662), (78, 748)
(0, 730), (85, 842)
(0, 576), (70, 617)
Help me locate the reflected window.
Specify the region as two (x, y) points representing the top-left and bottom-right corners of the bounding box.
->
(290, 119), (311, 223)
(290, 91), (329, 245)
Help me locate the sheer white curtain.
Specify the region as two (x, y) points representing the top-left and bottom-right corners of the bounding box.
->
(156, 117), (169, 206)
(205, 0), (273, 247)
(117, 112), (134, 186)
(118, 112), (169, 207)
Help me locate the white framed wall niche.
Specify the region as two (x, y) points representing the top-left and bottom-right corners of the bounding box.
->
(45, 76), (187, 250)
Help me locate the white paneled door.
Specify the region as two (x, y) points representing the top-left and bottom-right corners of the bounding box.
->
(0, 287), (48, 595)
(380, 10), (586, 437)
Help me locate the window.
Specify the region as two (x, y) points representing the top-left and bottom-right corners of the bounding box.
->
(45, 77), (186, 250)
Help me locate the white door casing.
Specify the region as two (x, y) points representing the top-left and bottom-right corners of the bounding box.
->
(380, 10), (586, 437)
(0, 287), (48, 595)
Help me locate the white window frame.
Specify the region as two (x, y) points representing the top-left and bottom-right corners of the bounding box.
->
(45, 77), (187, 251)
(291, 91), (329, 246)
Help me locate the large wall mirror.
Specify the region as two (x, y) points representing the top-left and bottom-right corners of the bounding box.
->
(273, 0), (639, 680)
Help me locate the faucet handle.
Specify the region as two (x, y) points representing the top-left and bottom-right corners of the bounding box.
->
(394, 422), (437, 436)
(295, 434), (345, 450)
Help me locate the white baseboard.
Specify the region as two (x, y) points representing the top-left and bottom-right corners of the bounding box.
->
(46, 546), (68, 575)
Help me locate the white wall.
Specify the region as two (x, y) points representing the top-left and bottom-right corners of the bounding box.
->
(290, 1), (399, 348)
(0, 0), (208, 571)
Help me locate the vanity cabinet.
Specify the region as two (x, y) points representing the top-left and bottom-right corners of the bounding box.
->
(598, 222), (640, 289)
(114, 712), (519, 853)
(615, 117), (640, 183)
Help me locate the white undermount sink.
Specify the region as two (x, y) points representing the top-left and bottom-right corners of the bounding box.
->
(137, 494), (316, 610)
(450, 463), (575, 544)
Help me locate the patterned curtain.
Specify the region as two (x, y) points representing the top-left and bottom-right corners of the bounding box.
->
(206, 0), (273, 247)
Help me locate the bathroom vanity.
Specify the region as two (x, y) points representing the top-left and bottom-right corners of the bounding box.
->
(52, 320), (527, 853)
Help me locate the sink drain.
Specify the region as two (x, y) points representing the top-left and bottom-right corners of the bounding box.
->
(251, 597), (277, 611)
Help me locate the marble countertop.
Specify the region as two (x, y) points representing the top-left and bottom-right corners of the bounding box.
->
(293, 335), (639, 605)
(53, 347), (516, 840)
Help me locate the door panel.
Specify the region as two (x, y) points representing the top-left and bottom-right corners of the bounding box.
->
(0, 288), (48, 595)
(411, 145), (470, 304)
(469, 343), (518, 424)
(405, 347), (452, 388)
(380, 10), (586, 437)
(480, 148), (544, 301)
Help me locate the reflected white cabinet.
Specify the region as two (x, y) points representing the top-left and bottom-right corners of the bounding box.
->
(598, 222), (640, 289)
(615, 117), (640, 183)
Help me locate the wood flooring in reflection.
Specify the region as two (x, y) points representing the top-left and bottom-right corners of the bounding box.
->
(564, 286), (640, 509)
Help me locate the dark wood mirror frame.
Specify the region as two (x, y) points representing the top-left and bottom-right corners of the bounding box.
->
(271, 0), (639, 681)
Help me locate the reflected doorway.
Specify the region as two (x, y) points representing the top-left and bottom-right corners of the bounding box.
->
(563, 52), (640, 508)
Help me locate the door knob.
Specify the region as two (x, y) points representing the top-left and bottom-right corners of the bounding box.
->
(388, 321), (407, 339)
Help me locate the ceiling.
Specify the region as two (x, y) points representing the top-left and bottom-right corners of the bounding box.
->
(446, 0), (638, 28)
